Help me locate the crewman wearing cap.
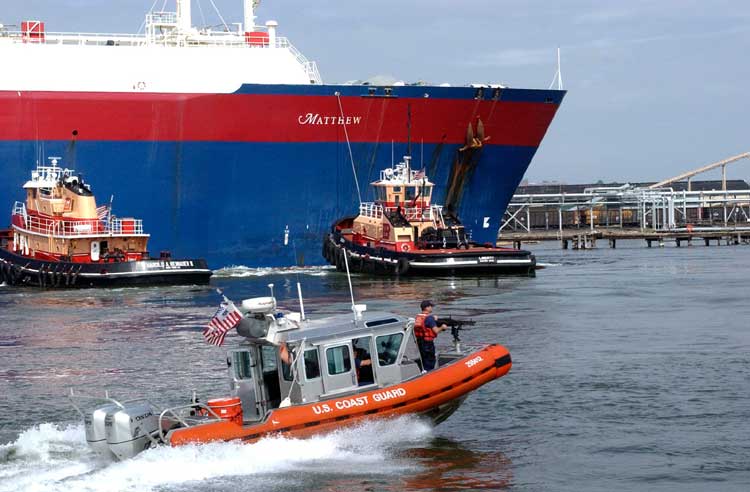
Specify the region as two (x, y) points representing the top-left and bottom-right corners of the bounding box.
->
(414, 300), (448, 371)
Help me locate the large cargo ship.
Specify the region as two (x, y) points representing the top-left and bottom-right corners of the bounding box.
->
(0, 1), (565, 268)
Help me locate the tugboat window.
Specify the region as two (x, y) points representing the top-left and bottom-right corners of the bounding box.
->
(376, 333), (403, 366)
(326, 345), (351, 375)
(304, 349), (321, 380)
(405, 187), (417, 200)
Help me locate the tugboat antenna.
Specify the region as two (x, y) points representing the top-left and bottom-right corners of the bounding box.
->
(407, 103), (412, 159)
(268, 283), (275, 298)
(296, 282), (306, 321)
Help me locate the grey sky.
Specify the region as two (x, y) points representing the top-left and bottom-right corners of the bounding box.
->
(3, 0), (749, 184)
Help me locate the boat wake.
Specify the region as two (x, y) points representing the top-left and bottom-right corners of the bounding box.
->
(213, 265), (335, 278)
(536, 262), (562, 268)
(0, 417), (431, 492)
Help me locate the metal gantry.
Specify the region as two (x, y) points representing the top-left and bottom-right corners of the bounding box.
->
(500, 185), (750, 235)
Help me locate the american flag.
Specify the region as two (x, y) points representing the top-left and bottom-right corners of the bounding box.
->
(203, 300), (243, 346)
(414, 169), (426, 180)
(96, 204), (110, 220)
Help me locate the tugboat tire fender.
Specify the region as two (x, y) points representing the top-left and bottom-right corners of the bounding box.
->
(322, 240), (330, 263)
(397, 258), (410, 275)
(334, 248), (345, 272)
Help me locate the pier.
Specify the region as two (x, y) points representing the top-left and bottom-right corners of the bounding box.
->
(499, 152), (750, 249)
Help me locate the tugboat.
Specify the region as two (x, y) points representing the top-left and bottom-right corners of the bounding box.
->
(323, 157), (536, 275)
(0, 158), (212, 288)
(71, 292), (511, 460)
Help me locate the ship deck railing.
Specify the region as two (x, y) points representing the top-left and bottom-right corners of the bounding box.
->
(385, 205), (445, 224)
(12, 203), (146, 238)
(359, 202), (384, 219)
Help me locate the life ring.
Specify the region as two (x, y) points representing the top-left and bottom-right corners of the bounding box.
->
(686, 224), (694, 233)
(400, 243), (411, 252)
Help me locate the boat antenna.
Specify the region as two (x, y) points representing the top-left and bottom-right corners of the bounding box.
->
(297, 282), (306, 321)
(268, 283), (275, 299)
(407, 103), (412, 158)
(421, 138), (424, 169)
(290, 238), (306, 321)
(335, 92), (362, 205)
(340, 239), (359, 321)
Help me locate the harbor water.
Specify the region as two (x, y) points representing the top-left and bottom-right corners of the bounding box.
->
(1, 241), (748, 491)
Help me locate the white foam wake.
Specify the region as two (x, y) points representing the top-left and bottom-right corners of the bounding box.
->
(213, 265), (335, 278)
(0, 417), (431, 492)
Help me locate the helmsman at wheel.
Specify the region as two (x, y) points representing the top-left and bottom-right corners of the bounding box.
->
(414, 300), (448, 371)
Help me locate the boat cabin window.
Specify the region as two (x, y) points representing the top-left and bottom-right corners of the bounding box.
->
(304, 349), (321, 380)
(392, 186), (401, 193)
(326, 345), (351, 375)
(376, 187), (387, 202)
(260, 345), (281, 408)
(376, 333), (404, 366)
(282, 358), (294, 381)
(405, 187), (417, 201)
(352, 336), (374, 385)
(40, 187), (52, 197)
(230, 351), (254, 380)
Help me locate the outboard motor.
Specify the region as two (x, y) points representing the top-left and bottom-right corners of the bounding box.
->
(105, 402), (160, 461)
(85, 403), (120, 458)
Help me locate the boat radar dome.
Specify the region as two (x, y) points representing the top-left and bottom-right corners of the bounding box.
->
(241, 296), (276, 314)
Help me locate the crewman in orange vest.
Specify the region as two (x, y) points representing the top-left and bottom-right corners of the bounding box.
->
(414, 300), (448, 371)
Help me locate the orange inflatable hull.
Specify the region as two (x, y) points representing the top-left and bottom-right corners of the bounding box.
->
(168, 344), (511, 446)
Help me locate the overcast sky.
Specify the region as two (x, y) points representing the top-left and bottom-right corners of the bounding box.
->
(3, 0), (749, 184)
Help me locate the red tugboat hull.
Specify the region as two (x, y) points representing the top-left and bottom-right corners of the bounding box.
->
(168, 343), (511, 446)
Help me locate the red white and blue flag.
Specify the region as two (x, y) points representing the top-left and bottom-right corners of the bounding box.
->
(414, 169), (426, 180)
(203, 300), (243, 346)
(96, 204), (110, 220)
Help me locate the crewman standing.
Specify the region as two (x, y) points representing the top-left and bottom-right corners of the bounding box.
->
(414, 300), (448, 371)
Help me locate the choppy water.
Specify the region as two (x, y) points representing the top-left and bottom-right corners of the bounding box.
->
(1, 240), (749, 491)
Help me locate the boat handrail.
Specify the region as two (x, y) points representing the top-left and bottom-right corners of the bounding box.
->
(385, 205), (443, 222)
(158, 403), (223, 441)
(359, 202), (383, 219)
(11, 210), (145, 237)
(12, 201), (27, 218)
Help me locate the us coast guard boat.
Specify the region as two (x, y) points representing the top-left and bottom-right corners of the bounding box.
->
(71, 294), (511, 460)
(324, 157), (536, 275)
(0, 0), (565, 267)
(0, 158), (211, 287)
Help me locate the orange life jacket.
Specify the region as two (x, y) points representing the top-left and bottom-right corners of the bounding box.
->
(414, 313), (437, 341)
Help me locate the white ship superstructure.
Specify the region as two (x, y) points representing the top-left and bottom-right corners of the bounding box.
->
(0, 0), (321, 93)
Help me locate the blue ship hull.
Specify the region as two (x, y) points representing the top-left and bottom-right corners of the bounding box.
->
(0, 141), (541, 267)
